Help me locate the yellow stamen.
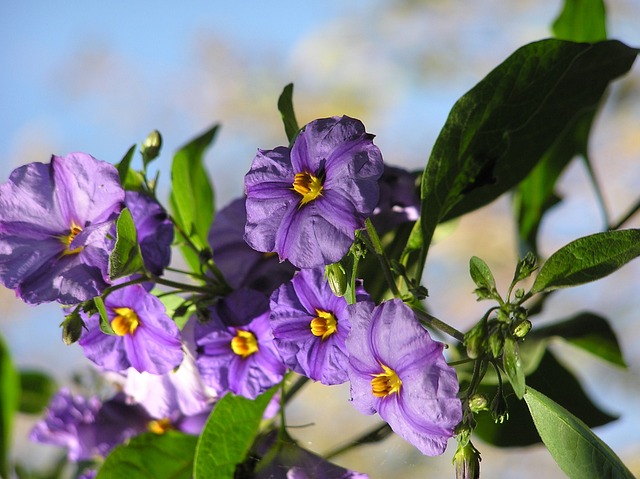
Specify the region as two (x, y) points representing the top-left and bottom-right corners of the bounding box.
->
(371, 363), (402, 398)
(310, 309), (338, 340)
(111, 307), (140, 336)
(148, 417), (173, 435)
(58, 223), (84, 256)
(292, 172), (323, 205)
(231, 329), (259, 358)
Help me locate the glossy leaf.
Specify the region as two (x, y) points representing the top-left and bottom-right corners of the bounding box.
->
(109, 208), (144, 280)
(469, 256), (497, 299)
(170, 124), (218, 271)
(525, 387), (634, 478)
(277, 83), (300, 143)
(94, 296), (116, 336)
(552, 0), (607, 42)
(96, 431), (197, 479)
(474, 350), (616, 447)
(18, 370), (57, 415)
(0, 335), (19, 479)
(531, 229), (640, 293)
(403, 39), (638, 278)
(194, 388), (277, 479)
(532, 312), (626, 367)
(116, 144), (145, 192)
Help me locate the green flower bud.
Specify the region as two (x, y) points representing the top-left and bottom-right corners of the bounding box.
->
(62, 310), (85, 345)
(491, 389), (509, 424)
(488, 329), (504, 358)
(325, 262), (347, 297)
(464, 319), (488, 359)
(512, 318), (532, 338)
(468, 394), (489, 413)
(141, 130), (163, 165)
(453, 440), (481, 479)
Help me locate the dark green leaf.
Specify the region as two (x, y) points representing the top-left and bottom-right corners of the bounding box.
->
(525, 387), (634, 478)
(531, 312), (626, 367)
(0, 335), (19, 479)
(277, 83), (300, 143)
(95, 296), (115, 336)
(170, 125), (218, 272)
(109, 208), (145, 280)
(502, 337), (525, 399)
(194, 388), (277, 479)
(474, 350), (616, 447)
(531, 229), (640, 293)
(552, 0), (607, 42)
(18, 370), (57, 415)
(96, 431), (197, 479)
(403, 39), (638, 279)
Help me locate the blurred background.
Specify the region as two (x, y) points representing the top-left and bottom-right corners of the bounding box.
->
(1, 0), (639, 477)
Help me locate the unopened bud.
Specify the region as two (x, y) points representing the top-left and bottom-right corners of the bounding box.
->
(468, 394), (489, 413)
(512, 318), (532, 338)
(453, 440), (481, 479)
(325, 262), (347, 297)
(141, 130), (162, 165)
(464, 320), (487, 359)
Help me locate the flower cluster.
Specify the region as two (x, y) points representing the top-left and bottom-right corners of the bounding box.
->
(2, 116), (462, 477)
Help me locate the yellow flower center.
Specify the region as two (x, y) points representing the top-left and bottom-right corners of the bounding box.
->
(371, 363), (402, 398)
(148, 417), (173, 435)
(59, 222), (84, 256)
(111, 307), (140, 336)
(292, 172), (323, 206)
(310, 309), (338, 340)
(231, 329), (259, 358)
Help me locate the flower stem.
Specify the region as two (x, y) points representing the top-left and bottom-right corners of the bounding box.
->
(364, 218), (401, 297)
(413, 309), (465, 343)
(283, 375), (309, 404)
(324, 422), (392, 459)
(610, 195), (640, 230)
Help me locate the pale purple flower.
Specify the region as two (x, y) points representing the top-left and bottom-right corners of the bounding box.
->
(30, 389), (150, 461)
(270, 267), (354, 385)
(78, 284), (183, 374)
(209, 197), (295, 295)
(371, 165), (420, 234)
(125, 191), (173, 275)
(244, 116), (384, 269)
(346, 299), (462, 456)
(191, 289), (286, 399)
(0, 152), (124, 304)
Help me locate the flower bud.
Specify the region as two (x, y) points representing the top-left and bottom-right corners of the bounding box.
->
(325, 262), (347, 297)
(464, 319), (487, 359)
(141, 130), (162, 165)
(453, 440), (481, 479)
(512, 318), (532, 338)
(468, 394), (489, 413)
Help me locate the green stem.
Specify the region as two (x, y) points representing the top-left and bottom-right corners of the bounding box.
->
(413, 309), (465, 343)
(283, 375), (309, 404)
(364, 218), (401, 297)
(324, 422), (392, 460)
(581, 154), (611, 230)
(151, 275), (213, 294)
(610, 195), (640, 230)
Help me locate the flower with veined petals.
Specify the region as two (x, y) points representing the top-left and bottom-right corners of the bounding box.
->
(346, 299), (462, 456)
(0, 152), (124, 304)
(270, 267), (359, 385)
(371, 165), (420, 234)
(78, 284), (183, 374)
(244, 116), (383, 269)
(190, 289), (286, 399)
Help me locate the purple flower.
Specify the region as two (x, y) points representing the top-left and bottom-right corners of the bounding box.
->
(371, 165), (420, 234)
(244, 116), (383, 269)
(125, 191), (173, 276)
(254, 431), (369, 479)
(30, 389), (150, 461)
(0, 152), (124, 305)
(209, 197), (295, 295)
(270, 267), (354, 385)
(78, 284), (183, 374)
(190, 289), (286, 399)
(346, 299), (462, 456)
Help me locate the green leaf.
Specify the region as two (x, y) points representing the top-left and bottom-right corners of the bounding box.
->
(277, 83), (300, 143)
(170, 125), (218, 272)
(403, 39), (638, 279)
(552, 0), (607, 42)
(18, 370), (56, 415)
(0, 335), (19, 479)
(502, 337), (525, 399)
(194, 388), (277, 479)
(96, 431), (197, 479)
(469, 256), (497, 299)
(94, 296), (115, 336)
(525, 387), (634, 478)
(474, 350), (616, 447)
(532, 312), (626, 367)
(109, 208), (145, 280)
(116, 145), (145, 192)
(531, 229), (640, 293)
